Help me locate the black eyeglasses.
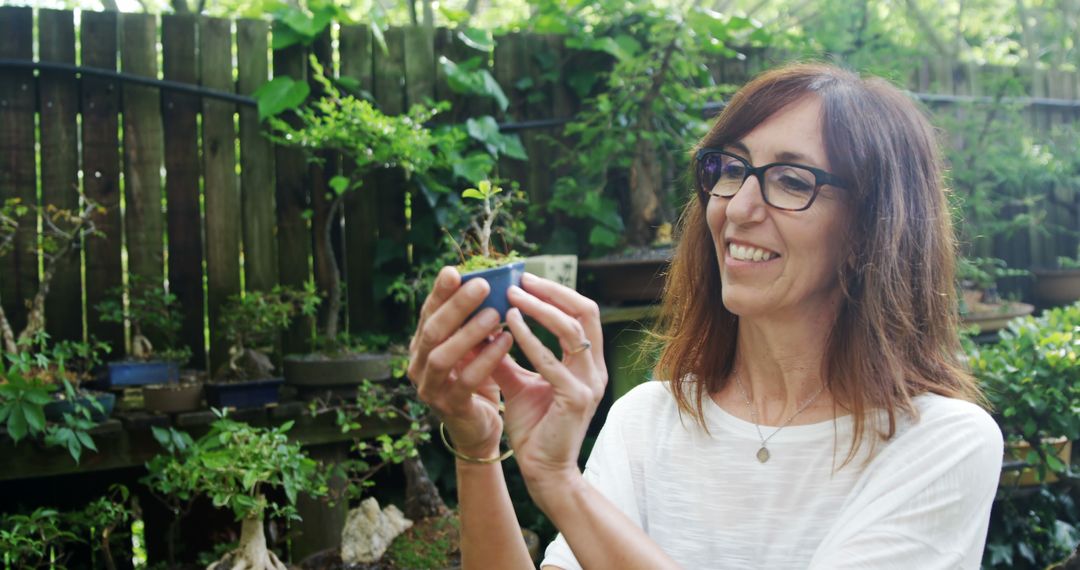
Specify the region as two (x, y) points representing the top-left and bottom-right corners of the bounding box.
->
(694, 148), (848, 212)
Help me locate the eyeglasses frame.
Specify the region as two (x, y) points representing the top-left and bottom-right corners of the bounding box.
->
(694, 147), (849, 212)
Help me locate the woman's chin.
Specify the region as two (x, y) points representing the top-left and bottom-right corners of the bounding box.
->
(720, 290), (772, 318)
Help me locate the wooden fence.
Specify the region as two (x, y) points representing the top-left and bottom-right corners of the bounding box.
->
(1, 7), (1079, 372)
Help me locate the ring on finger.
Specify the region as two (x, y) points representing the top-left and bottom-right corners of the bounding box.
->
(564, 339), (592, 355)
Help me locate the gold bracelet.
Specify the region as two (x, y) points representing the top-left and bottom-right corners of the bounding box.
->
(439, 420), (514, 464)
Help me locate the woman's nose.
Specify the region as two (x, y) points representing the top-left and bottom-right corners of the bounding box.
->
(724, 174), (768, 225)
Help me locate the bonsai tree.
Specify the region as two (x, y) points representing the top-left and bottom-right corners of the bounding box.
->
(956, 256), (1030, 310)
(0, 507), (79, 569)
(143, 414), (328, 570)
(453, 180), (531, 273)
(215, 285), (319, 381)
(0, 197), (102, 355)
(95, 276), (191, 365)
(262, 57), (449, 348)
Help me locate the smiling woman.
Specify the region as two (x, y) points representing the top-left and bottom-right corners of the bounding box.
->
(408, 63), (1003, 570)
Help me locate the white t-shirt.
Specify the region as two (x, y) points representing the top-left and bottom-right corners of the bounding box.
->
(542, 380), (1003, 569)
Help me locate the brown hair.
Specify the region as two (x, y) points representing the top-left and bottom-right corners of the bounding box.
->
(651, 63), (983, 464)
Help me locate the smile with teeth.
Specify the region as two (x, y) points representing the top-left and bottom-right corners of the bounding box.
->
(728, 243), (779, 262)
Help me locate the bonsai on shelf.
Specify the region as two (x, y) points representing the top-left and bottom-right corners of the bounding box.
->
(207, 286), (319, 408)
(143, 414), (328, 570)
(95, 276), (192, 388)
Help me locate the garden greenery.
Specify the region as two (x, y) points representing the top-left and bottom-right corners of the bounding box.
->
(96, 276), (191, 365)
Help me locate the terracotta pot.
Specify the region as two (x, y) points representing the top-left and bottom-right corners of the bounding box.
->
(1033, 268), (1080, 306)
(143, 381), (203, 414)
(284, 352), (394, 387)
(1000, 436), (1072, 487)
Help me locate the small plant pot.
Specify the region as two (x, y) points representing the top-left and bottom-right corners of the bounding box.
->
(460, 260), (525, 321)
(284, 352), (393, 387)
(524, 255), (578, 290)
(1032, 268), (1080, 306)
(143, 382), (204, 414)
(960, 302), (1035, 334)
(1000, 436), (1072, 487)
(44, 391), (116, 423)
(204, 378), (283, 409)
(103, 360), (180, 388)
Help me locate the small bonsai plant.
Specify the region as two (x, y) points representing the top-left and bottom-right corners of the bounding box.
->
(0, 507), (79, 569)
(453, 180), (532, 320)
(956, 256), (1030, 312)
(143, 414), (328, 570)
(214, 285), (320, 382)
(95, 276), (192, 388)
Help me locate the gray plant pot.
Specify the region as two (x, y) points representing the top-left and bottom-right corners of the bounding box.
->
(283, 352), (394, 387)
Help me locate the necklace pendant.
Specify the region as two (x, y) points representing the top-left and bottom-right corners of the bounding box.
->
(756, 446), (770, 463)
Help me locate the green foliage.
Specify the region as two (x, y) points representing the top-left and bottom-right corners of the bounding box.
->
(984, 486), (1080, 569)
(143, 413), (328, 523)
(218, 284), (320, 357)
(0, 508), (78, 570)
(96, 276), (190, 365)
(526, 1), (753, 254)
(441, 56), (509, 112)
(309, 378), (431, 501)
(0, 369), (52, 444)
(384, 515), (460, 569)
(966, 304), (1080, 479)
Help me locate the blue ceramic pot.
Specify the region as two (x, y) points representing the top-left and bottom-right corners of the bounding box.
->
(204, 378), (283, 409)
(104, 361), (180, 388)
(460, 261), (525, 321)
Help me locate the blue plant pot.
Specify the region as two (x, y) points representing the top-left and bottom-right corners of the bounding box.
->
(204, 378), (283, 409)
(44, 391), (116, 423)
(460, 261), (525, 321)
(104, 361), (180, 388)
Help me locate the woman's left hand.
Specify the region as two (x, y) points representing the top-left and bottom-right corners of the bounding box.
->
(493, 273), (608, 492)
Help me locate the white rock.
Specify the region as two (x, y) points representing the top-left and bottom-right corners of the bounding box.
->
(340, 497), (413, 564)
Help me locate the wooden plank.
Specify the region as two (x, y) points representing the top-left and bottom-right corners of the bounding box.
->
(493, 32), (528, 194)
(0, 6), (36, 339)
(271, 34), (314, 355)
(523, 34), (553, 213)
(236, 19), (278, 294)
(340, 24), (379, 334)
(200, 16), (241, 372)
(80, 11), (124, 352)
(371, 27), (409, 334)
(121, 13), (167, 298)
(38, 10), (83, 343)
(162, 14), (207, 369)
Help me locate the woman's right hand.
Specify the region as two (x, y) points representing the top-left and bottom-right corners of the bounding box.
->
(407, 266), (516, 458)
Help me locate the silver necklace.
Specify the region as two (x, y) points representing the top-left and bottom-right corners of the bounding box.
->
(733, 369), (825, 463)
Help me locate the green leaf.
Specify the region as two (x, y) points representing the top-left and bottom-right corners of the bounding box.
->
(588, 225), (620, 248)
(440, 57), (508, 111)
(499, 133), (528, 160)
(461, 188), (485, 200)
(7, 407), (27, 442)
(329, 176), (350, 196)
(271, 26), (303, 50)
(452, 152), (495, 184)
(253, 77), (310, 120)
(77, 430), (97, 452)
(336, 76), (360, 91)
(457, 28), (495, 52)
(22, 404), (45, 433)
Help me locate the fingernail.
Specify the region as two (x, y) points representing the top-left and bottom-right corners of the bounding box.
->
(468, 279), (488, 299)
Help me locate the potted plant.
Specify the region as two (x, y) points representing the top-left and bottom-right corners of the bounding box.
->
(453, 180), (533, 321)
(205, 285), (319, 409)
(957, 256), (1035, 333)
(964, 304), (1080, 488)
(1033, 255), (1080, 307)
(95, 277), (192, 387)
(142, 413), (328, 570)
(0, 507), (79, 569)
(260, 56), (456, 389)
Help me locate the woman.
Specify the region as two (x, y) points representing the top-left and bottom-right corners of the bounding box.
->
(408, 63), (1003, 569)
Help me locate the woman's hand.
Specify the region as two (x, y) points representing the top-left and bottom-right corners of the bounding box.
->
(494, 273), (608, 491)
(408, 266), (516, 458)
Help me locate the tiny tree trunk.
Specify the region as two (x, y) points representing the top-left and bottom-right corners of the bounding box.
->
(207, 511), (287, 570)
(403, 454), (449, 520)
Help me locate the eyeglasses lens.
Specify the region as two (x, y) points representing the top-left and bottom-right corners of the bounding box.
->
(698, 152), (818, 210)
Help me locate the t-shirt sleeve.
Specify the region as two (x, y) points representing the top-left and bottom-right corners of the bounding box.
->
(807, 400), (1004, 570)
(540, 388), (648, 570)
